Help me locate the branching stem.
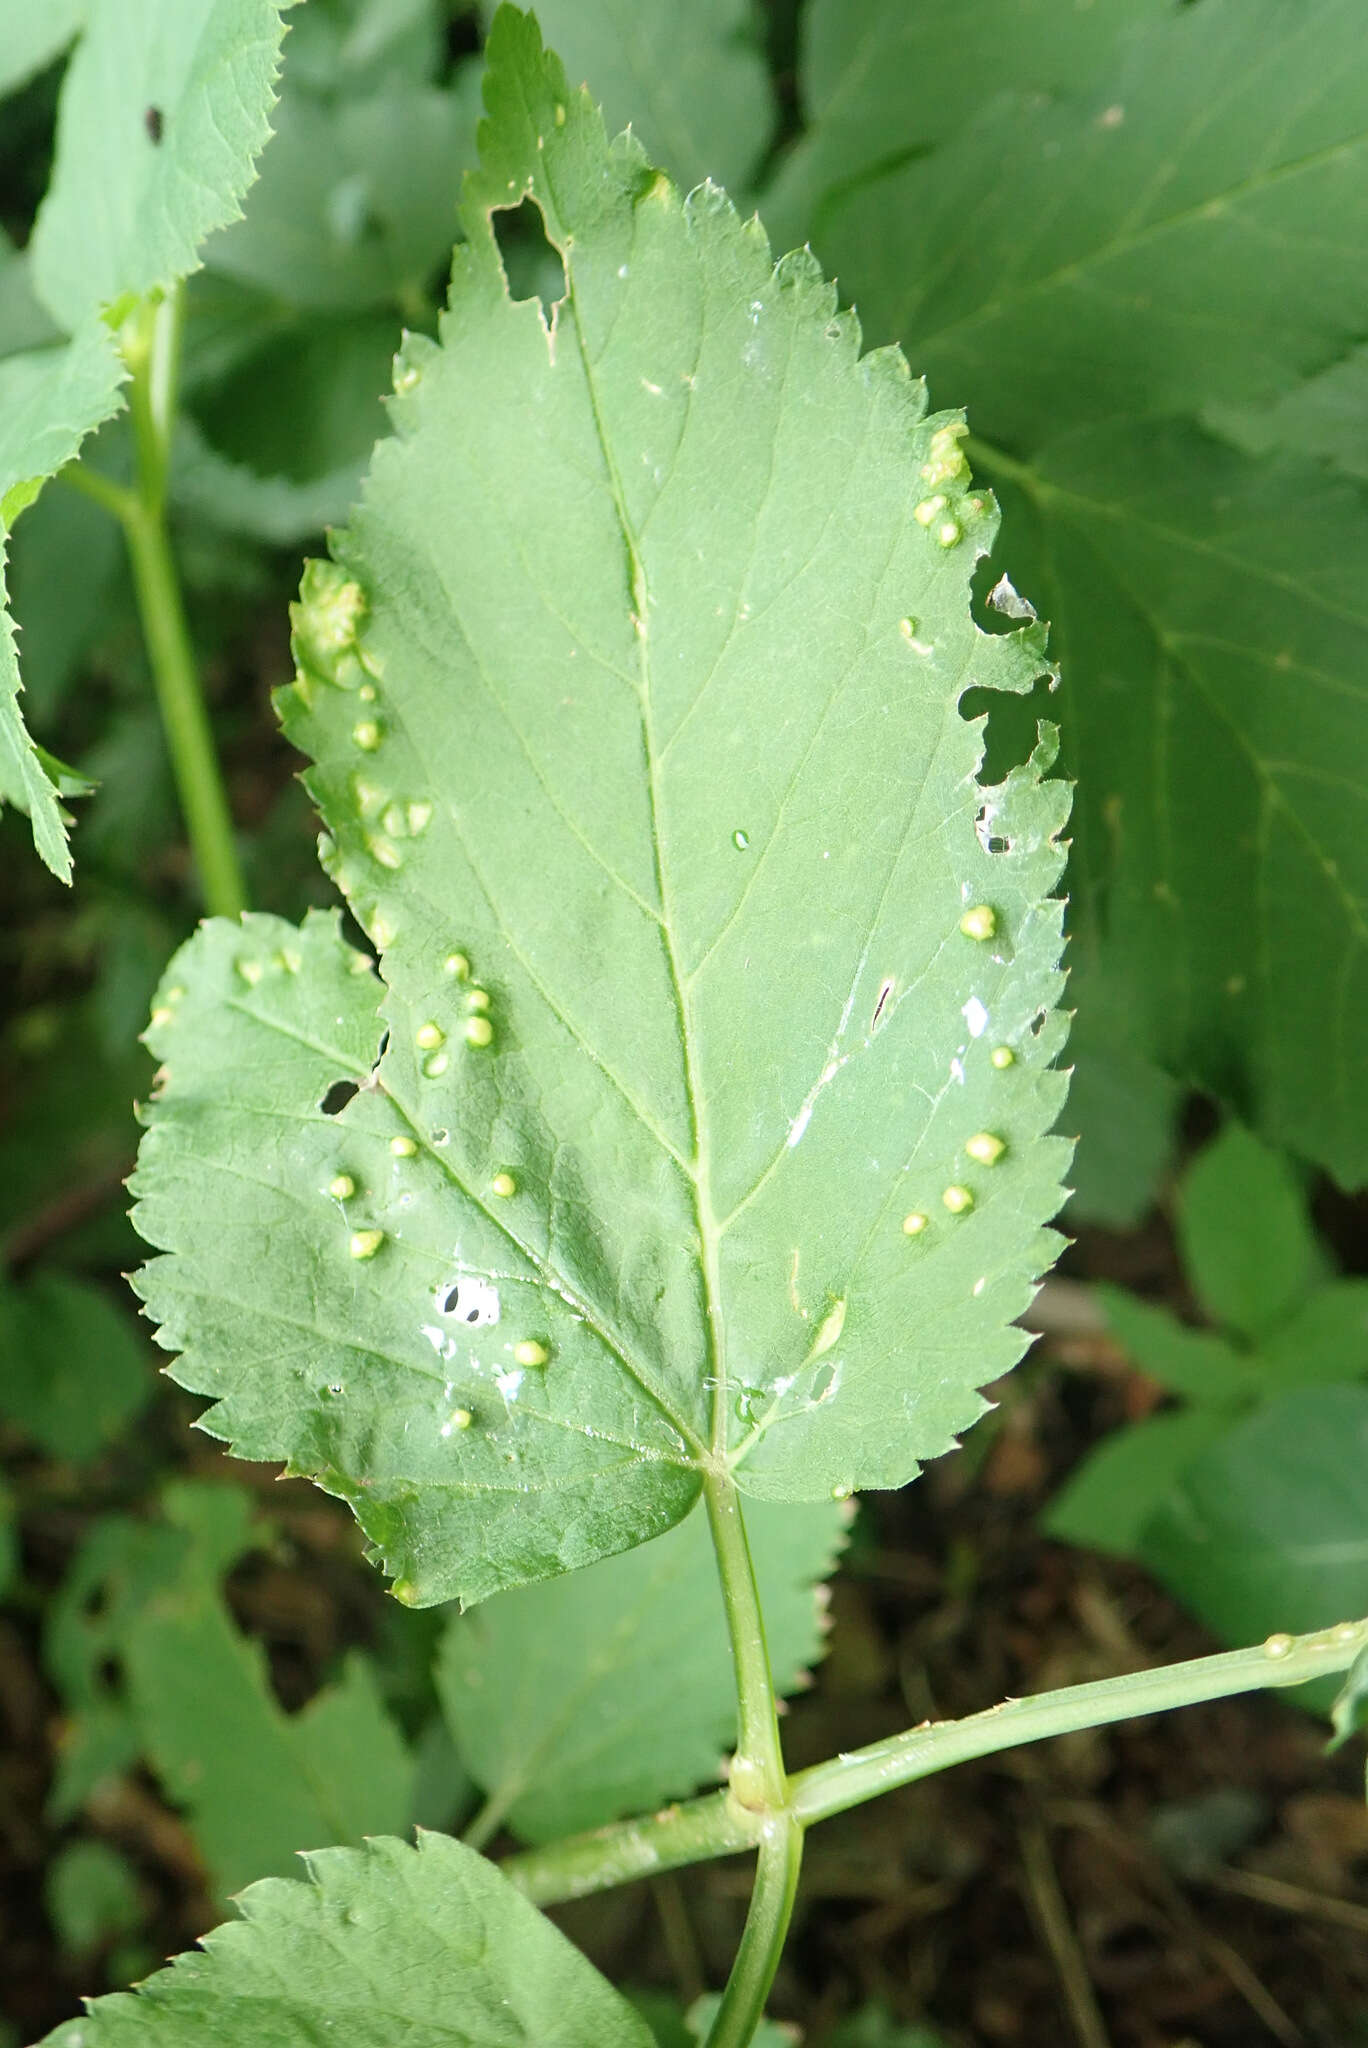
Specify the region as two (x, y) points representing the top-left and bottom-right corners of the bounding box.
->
(504, 1613), (1368, 1907)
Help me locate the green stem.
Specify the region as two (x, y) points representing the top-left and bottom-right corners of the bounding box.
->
(503, 1614), (1367, 1906)
(704, 1815), (803, 2048)
(703, 1471), (788, 1810)
(119, 291), (246, 918)
(701, 1471), (797, 2042)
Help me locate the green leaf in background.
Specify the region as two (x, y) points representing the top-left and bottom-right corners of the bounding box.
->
(202, 74), (480, 312)
(1042, 1407), (1231, 1560)
(685, 1997), (795, 2046)
(437, 1496), (846, 1842)
(0, 231), (61, 359)
(763, 0), (1169, 252)
(1058, 1008), (1178, 1230)
(815, 0), (1368, 448)
(1211, 345), (1368, 485)
(1092, 1286), (1251, 1409)
(285, 0), (448, 98)
(504, 0), (775, 196)
(1141, 1384), (1368, 1709)
(0, 319), (126, 877)
(1177, 1123), (1321, 1340)
(0, 0), (82, 101)
(37, 1832), (655, 2047)
(988, 425), (1368, 1186)
(0, 1271), (151, 1460)
(771, 0), (1368, 1189)
(46, 1483), (413, 1899)
(1045, 1124), (1368, 1565)
(30, 0), (290, 330)
(1257, 1282), (1368, 1391)
(45, 1840), (143, 1958)
(132, 9), (1071, 1607)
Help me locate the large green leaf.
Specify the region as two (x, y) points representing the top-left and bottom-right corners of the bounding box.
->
(131, 9), (1071, 1608)
(37, 1832), (654, 2047)
(504, 0), (775, 195)
(30, 0), (289, 328)
(436, 1496), (845, 1842)
(0, 319), (127, 878)
(763, 0), (1170, 252)
(814, 0), (1368, 450)
(984, 423), (1368, 1184)
(782, 0), (1368, 1184)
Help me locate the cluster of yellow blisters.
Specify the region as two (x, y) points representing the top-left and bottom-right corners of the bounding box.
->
(901, 906), (1020, 1241)
(912, 421), (975, 549)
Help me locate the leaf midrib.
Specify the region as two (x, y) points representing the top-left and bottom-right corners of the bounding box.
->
(555, 208), (728, 1461)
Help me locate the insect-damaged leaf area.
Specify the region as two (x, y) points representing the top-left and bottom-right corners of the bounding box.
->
(131, 9), (1071, 1609)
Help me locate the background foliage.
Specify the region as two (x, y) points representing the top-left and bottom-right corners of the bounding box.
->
(3, 2), (1367, 2043)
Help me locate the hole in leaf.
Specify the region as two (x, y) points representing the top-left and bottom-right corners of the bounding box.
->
(437, 1277), (500, 1326)
(320, 1080), (359, 1115)
(975, 805), (1010, 856)
(492, 197), (566, 322)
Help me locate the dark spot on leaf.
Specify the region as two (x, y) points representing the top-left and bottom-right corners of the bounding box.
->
(320, 1080), (359, 1115)
(145, 106), (163, 144)
(871, 979), (894, 1031)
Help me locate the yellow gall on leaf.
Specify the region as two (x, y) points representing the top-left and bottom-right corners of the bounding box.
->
(965, 1131), (1006, 1166)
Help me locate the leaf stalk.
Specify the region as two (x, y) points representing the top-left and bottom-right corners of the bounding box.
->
(504, 1613), (1368, 1907)
(94, 290), (248, 918)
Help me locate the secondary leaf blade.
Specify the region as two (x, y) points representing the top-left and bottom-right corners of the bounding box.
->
(436, 1496), (846, 1842)
(30, 0), (290, 328)
(0, 318), (127, 877)
(985, 422), (1368, 1183)
(36, 1832), (655, 2047)
(813, 0), (1368, 447)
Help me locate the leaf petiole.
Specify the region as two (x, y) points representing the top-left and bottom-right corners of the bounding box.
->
(504, 1613), (1368, 1908)
(64, 290), (248, 918)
